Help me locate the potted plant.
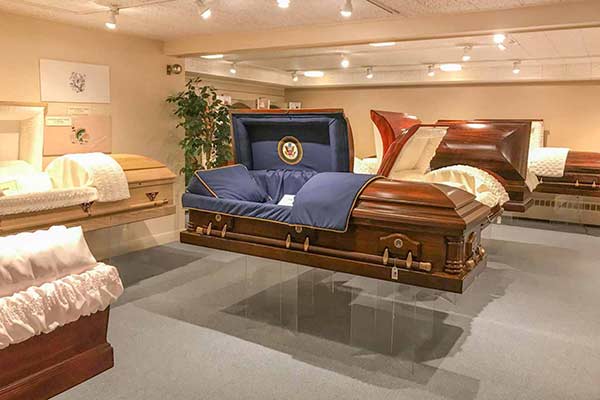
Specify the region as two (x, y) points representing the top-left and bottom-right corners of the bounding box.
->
(167, 77), (232, 181)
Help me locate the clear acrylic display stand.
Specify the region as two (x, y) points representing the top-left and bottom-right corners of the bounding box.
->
(233, 255), (469, 378)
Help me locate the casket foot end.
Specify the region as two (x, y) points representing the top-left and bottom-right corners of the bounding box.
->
(444, 262), (464, 275)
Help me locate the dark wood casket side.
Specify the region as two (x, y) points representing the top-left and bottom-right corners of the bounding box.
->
(0, 308), (113, 400)
(181, 179), (493, 293)
(473, 119), (600, 198)
(431, 121), (533, 212)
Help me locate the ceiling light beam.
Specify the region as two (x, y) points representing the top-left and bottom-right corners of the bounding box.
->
(341, 0), (353, 17)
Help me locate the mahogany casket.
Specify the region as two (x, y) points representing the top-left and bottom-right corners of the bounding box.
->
(181, 109), (493, 293)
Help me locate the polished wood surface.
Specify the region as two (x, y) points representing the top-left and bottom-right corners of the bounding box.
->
(370, 110), (421, 156)
(432, 120), (533, 212)
(0, 309), (113, 400)
(183, 177), (491, 293)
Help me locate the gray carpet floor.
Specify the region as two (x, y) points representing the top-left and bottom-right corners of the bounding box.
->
(56, 224), (600, 400)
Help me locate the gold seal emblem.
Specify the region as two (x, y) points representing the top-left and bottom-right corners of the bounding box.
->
(277, 136), (303, 165)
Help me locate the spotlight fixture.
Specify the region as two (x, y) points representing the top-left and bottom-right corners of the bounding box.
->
(462, 46), (472, 62)
(366, 67), (374, 79)
(277, 0), (290, 8)
(201, 54), (224, 59)
(303, 70), (324, 78)
(494, 33), (507, 50)
(340, 55), (350, 69)
(369, 42), (396, 47)
(427, 64), (435, 77)
(493, 33), (506, 44)
(512, 61), (521, 74)
(166, 64), (183, 75)
(340, 0), (353, 17)
(292, 71), (299, 82)
(195, 0), (212, 20)
(229, 63), (237, 75)
(440, 63), (462, 72)
(105, 6), (118, 30)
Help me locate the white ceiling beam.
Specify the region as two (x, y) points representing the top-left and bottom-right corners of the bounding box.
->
(164, 0), (600, 57)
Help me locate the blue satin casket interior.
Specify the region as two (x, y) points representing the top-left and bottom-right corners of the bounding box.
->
(183, 110), (377, 232)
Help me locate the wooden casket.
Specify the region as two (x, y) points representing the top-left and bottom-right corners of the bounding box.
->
(369, 111), (533, 212)
(0, 154), (176, 235)
(181, 109), (494, 293)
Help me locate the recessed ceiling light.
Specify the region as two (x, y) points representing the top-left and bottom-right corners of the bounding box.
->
(340, 55), (350, 68)
(303, 70), (324, 78)
(512, 61), (521, 74)
(366, 67), (374, 79)
(277, 0), (290, 8)
(493, 33), (506, 44)
(105, 7), (118, 30)
(201, 54), (224, 59)
(462, 46), (472, 62)
(292, 71), (298, 82)
(440, 63), (462, 72)
(369, 42), (396, 47)
(196, 0), (211, 19)
(229, 63), (237, 74)
(427, 64), (435, 77)
(340, 0), (353, 17)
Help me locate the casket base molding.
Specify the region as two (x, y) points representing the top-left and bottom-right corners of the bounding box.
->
(180, 231), (487, 293)
(0, 309), (113, 400)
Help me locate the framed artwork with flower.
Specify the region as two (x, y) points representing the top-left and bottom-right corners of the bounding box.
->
(40, 59), (111, 103)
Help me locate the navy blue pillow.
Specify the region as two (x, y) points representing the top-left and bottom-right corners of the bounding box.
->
(188, 164), (269, 202)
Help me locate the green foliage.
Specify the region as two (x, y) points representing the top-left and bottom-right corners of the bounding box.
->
(166, 77), (232, 178)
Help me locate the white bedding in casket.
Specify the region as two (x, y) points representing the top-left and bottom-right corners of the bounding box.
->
(528, 147), (569, 178)
(356, 126), (510, 208)
(0, 186), (98, 216)
(0, 153), (130, 216)
(46, 152), (130, 202)
(0, 226), (123, 349)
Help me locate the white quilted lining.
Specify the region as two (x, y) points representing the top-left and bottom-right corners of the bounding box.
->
(353, 157), (380, 174)
(529, 147), (569, 178)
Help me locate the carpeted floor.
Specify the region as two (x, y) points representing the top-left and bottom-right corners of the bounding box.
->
(57, 223), (600, 400)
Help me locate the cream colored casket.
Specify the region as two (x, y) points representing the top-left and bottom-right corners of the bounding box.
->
(0, 154), (176, 235)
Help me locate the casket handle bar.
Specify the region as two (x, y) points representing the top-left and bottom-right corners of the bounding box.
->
(191, 226), (434, 277)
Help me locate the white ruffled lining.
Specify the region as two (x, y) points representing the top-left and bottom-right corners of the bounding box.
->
(423, 165), (510, 208)
(0, 263), (123, 349)
(0, 186), (98, 216)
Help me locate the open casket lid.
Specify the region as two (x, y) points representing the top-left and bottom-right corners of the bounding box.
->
(230, 109), (353, 172)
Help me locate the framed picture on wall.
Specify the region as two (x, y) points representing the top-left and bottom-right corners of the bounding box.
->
(40, 59), (111, 103)
(256, 97), (270, 109)
(288, 102), (302, 109)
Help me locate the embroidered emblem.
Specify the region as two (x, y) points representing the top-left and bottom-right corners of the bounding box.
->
(278, 136), (303, 165)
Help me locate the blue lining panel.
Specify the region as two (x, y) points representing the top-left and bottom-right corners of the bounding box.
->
(232, 113), (350, 173)
(187, 164), (269, 202)
(250, 169), (318, 203)
(290, 172), (377, 232)
(182, 193), (292, 223)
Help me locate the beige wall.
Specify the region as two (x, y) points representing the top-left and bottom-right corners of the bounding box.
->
(0, 11), (186, 257)
(286, 83), (600, 157)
